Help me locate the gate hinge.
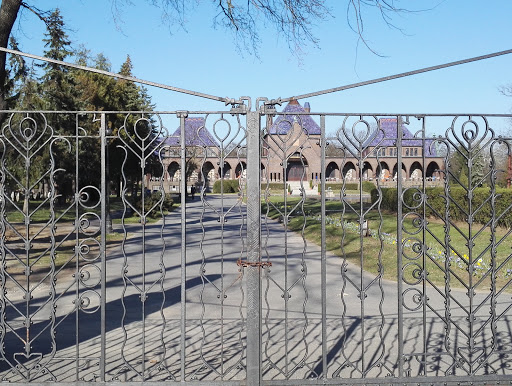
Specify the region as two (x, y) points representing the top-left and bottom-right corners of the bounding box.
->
(225, 97), (248, 115)
(262, 98), (282, 115)
(237, 259), (272, 268)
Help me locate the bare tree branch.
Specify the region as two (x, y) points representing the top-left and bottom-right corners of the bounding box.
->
(346, 0), (440, 57)
(500, 85), (512, 97)
(19, 1), (51, 25)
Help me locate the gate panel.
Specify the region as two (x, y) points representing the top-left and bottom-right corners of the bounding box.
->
(1, 108), (512, 385)
(397, 115), (512, 379)
(104, 111), (248, 382)
(260, 109), (512, 385)
(0, 112), (104, 381)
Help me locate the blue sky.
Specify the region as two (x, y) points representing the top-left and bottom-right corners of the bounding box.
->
(9, 0), (512, 135)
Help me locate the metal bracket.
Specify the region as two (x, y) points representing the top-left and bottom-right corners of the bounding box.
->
(225, 97), (248, 114)
(263, 98), (282, 116)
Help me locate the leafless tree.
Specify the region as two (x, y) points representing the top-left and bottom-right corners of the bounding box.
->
(0, 0), (424, 121)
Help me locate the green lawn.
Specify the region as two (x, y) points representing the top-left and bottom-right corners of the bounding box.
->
(4, 195), (176, 224)
(2, 195), (176, 274)
(263, 196), (512, 290)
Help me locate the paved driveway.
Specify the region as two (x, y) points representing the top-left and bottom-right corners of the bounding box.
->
(1, 194), (510, 382)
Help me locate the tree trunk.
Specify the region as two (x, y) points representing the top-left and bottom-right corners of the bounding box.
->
(23, 194), (29, 215)
(0, 0), (22, 122)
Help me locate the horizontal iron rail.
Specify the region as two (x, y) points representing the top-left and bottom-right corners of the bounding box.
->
(2, 110), (512, 117)
(6, 374), (512, 386)
(264, 374), (512, 385)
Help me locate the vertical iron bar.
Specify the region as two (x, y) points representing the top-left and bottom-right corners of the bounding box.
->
(467, 118), (474, 374)
(24, 132), (30, 363)
(75, 114), (80, 380)
(358, 116), (366, 376)
(105, 127), (113, 234)
(421, 117), (427, 376)
(246, 110), (262, 385)
(396, 115), (404, 377)
(100, 113), (107, 381)
(178, 111), (188, 381)
(283, 156), (289, 378)
(141, 134), (146, 381)
(320, 115), (327, 378)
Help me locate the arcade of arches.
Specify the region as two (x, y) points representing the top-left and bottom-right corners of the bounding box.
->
(145, 107), (445, 192)
(147, 154), (443, 193)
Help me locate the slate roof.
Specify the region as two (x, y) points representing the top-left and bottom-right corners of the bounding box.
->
(268, 100), (321, 135)
(365, 118), (438, 157)
(163, 117), (218, 147)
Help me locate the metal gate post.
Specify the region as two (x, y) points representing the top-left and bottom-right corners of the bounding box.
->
(178, 111), (188, 381)
(100, 113), (107, 381)
(396, 115), (404, 377)
(246, 110), (262, 385)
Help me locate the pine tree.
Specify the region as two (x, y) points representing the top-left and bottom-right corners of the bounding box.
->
(40, 8), (77, 113)
(108, 55), (157, 199)
(37, 9), (78, 203)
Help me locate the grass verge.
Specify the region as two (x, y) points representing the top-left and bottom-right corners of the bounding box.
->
(263, 196), (512, 290)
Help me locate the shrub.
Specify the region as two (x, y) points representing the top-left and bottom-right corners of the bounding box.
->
(213, 179), (240, 193)
(361, 181), (376, 193)
(264, 183), (286, 191)
(372, 186), (512, 228)
(318, 182), (375, 193)
(135, 192), (174, 218)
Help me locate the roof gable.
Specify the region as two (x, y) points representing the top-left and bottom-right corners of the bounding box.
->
(163, 117), (218, 147)
(365, 118), (438, 157)
(268, 100), (321, 135)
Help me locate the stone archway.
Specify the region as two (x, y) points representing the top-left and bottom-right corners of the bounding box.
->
(426, 161), (441, 180)
(342, 161), (356, 181)
(376, 161), (391, 181)
(167, 161), (180, 181)
(392, 163), (407, 181)
(410, 161), (423, 180)
(362, 162), (373, 180)
(326, 161), (340, 181)
(218, 161), (232, 179)
(286, 153), (308, 181)
(235, 161), (247, 178)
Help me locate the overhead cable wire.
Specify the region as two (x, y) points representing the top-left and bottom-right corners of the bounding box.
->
(0, 47), (228, 104)
(281, 48), (512, 103)
(2, 47), (512, 107)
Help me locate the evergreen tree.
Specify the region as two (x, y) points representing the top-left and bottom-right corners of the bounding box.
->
(39, 8), (77, 113)
(449, 144), (486, 188)
(72, 54), (157, 199)
(107, 55), (157, 199)
(4, 37), (27, 108)
(36, 9), (79, 203)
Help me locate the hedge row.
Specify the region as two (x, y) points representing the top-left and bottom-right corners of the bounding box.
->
(265, 183), (286, 191)
(371, 187), (512, 228)
(212, 179), (240, 193)
(319, 181), (375, 193)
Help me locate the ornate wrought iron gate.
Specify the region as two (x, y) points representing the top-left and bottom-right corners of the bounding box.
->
(1, 104), (512, 385)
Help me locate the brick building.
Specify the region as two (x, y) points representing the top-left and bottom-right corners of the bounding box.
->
(148, 100), (445, 192)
